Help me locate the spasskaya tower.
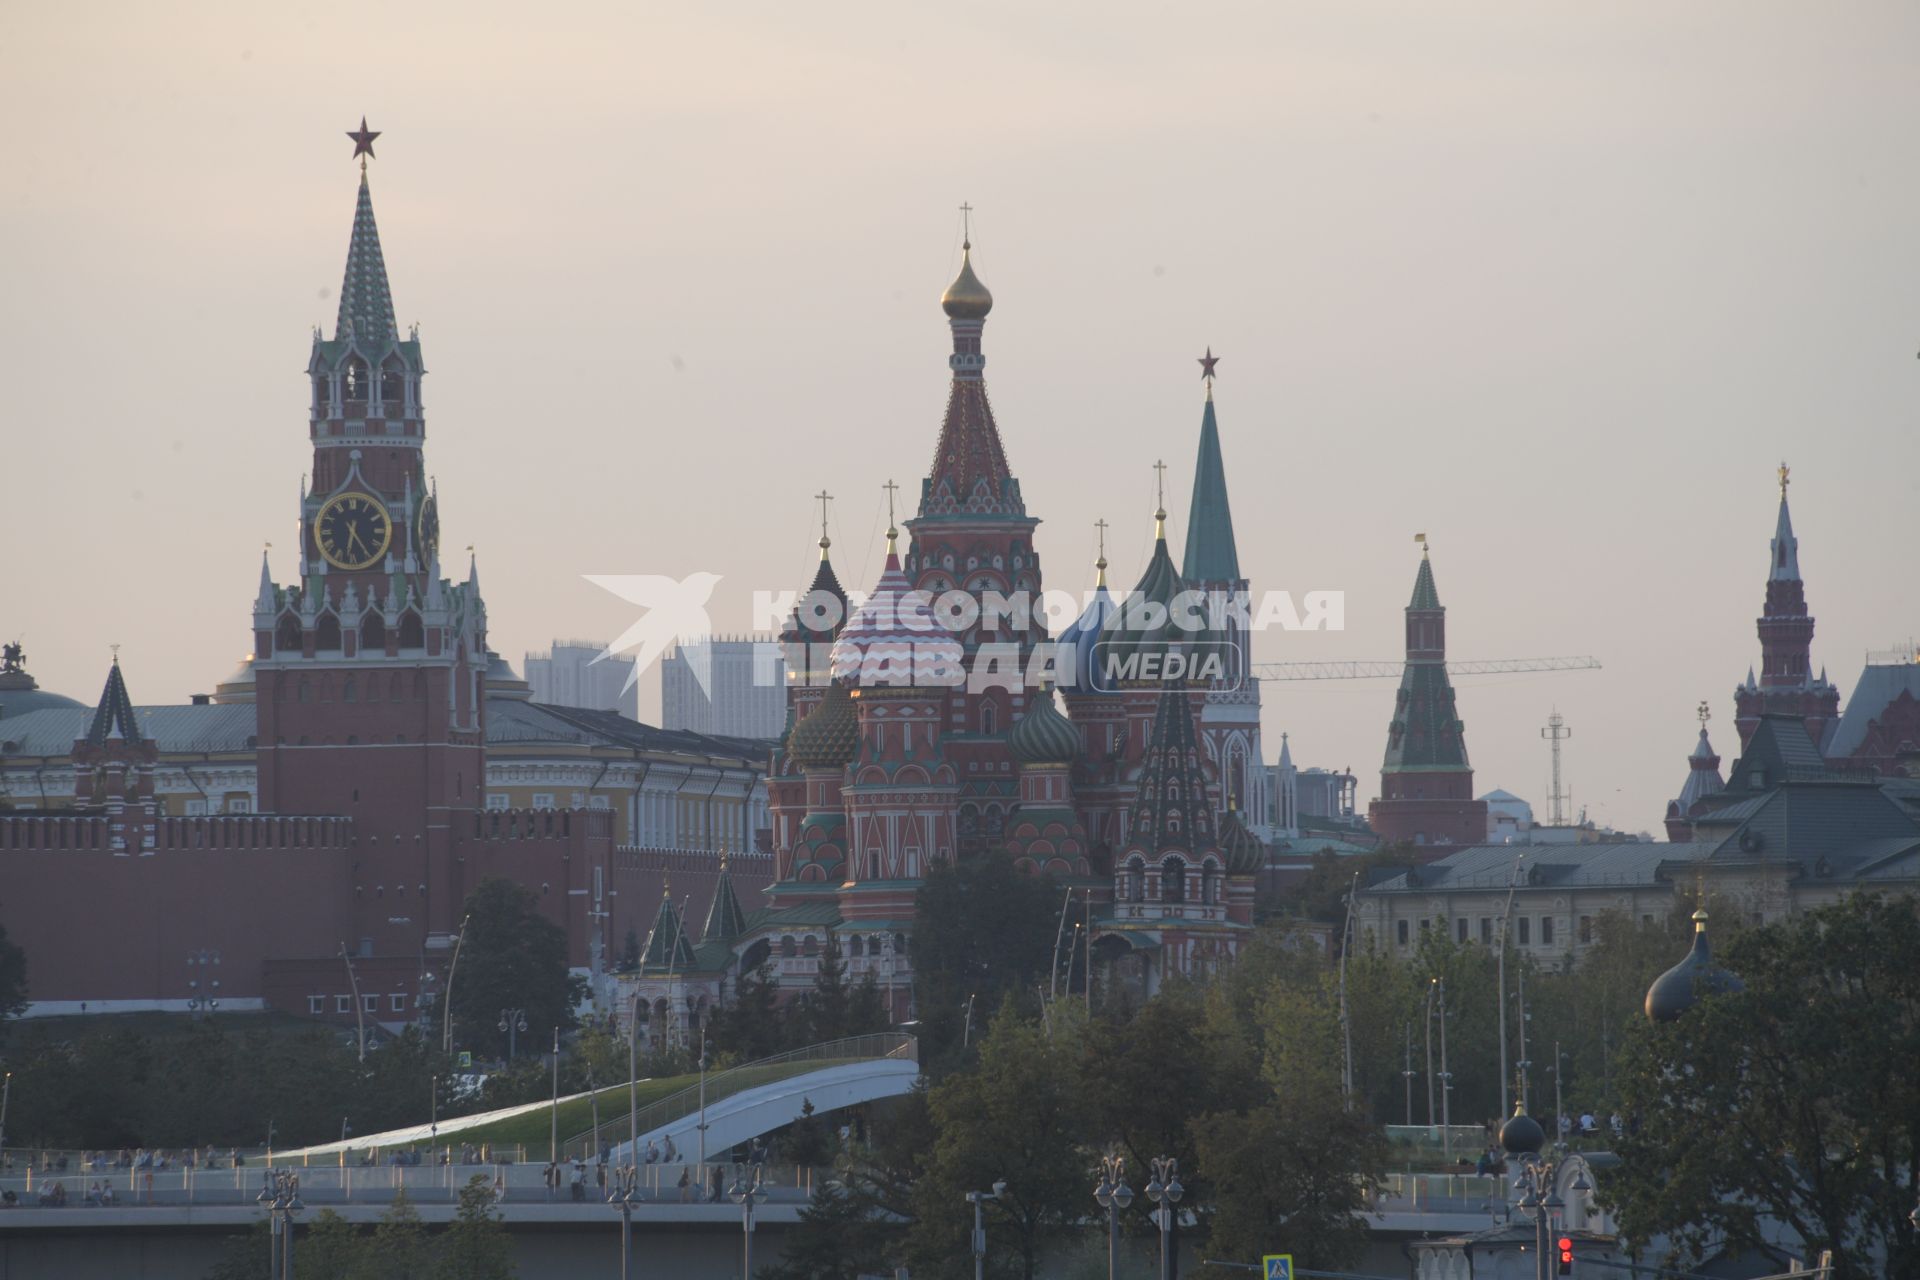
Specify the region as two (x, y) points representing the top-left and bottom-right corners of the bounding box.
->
(251, 120), (486, 953)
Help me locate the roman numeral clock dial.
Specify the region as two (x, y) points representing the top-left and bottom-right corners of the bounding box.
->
(315, 492), (394, 571)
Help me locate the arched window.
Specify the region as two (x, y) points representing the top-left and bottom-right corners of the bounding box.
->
(398, 612), (425, 649)
(297, 679), (312, 704)
(315, 614), (342, 651)
(980, 702), (997, 735)
(380, 365), (403, 405)
(1126, 858), (1146, 903)
(362, 614), (386, 651)
(780, 935), (796, 958)
(343, 677), (357, 703)
(1161, 856), (1187, 904)
(344, 359), (369, 400)
(848, 935), (864, 958)
(802, 935), (819, 957)
(275, 615), (301, 653)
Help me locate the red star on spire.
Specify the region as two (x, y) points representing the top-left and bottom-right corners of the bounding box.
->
(347, 116), (381, 161)
(1198, 347), (1220, 380)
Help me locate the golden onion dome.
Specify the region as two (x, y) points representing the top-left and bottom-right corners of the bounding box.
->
(941, 247), (993, 321)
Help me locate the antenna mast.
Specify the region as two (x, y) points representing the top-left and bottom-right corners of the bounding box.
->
(1541, 709), (1572, 826)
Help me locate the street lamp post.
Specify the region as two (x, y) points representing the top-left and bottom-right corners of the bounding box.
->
(549, 1026), (561, 1166)
(0, 1071), (10, 1172)
(440, 913), (470, 1055)
(1435, 977), (1454, 1161)
(1423, 980), (1437, 1127)
(965, 1180), (1006, 1280)
(1093, 1155), (1134, 1280)
(697, 1028), (709, 1165)
(1499, 1102), (1590, 1280)
(429, 1075), (439, 1154)
(608, 1162), (640, 1280)
(1145, 1156), (1184, 1280)
(497, 1008), (527, 1060)
(255, 1168), (303, 1280)
(729, 1162), (768, 1280)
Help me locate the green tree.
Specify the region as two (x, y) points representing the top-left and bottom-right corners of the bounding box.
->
(911, 856), (1063, 1075)
(0, 915), (28, 1022)
(909, 1003), (1091, 1279)
(619, 926), (641, 971)
(345, 1187), (433, 1280)
(1607, 894), (1920, 1280)
(448, 878), (586, 1061)
(766, 1090), (934, 1279)
(803, 935), (853, 1043)
(1191, 1099), (1383, 1273)
(295, 1209), (365, 1280)
(434, 1176), (516, 1280)
(709, 961), (787, 1060)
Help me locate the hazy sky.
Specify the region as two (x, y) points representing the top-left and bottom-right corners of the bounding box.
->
(5, 2), (1917, 832)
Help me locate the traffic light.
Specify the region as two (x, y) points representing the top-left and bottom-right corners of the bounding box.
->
(1557, 1235), (1575, 1275)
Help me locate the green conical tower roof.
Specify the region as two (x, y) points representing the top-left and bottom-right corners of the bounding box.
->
(335, 171), (397, 343)
(1181, 391), (1240, 583)
(1409, 550), (1440, 610)
(640, 889), (696, 971)
(702, 856), (747, 944)
(86, 657), (145, 747)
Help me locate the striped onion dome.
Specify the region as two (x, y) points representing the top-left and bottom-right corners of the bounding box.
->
(1007, 688), (1081, 765)
(828, 541), (965, 689)
(1218, 808), (1265, 874)
(1056, 569), (1118, 696)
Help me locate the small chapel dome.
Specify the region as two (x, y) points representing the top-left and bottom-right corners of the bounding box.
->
(1645, 909), (1744, 1023)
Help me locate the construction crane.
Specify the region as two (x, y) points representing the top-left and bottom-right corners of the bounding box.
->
(1249, 656), (1602, 682)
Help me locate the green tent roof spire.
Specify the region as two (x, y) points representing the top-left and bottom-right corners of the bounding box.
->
(1181, 388), (1241, 584)
(335, 171), (398, 344)
(702, 854), (748, 944)
(85, 655), (145, 747)
(640, 888), (696, 971)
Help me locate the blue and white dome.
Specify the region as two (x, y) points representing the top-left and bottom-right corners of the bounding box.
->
(1055, 563), (1118, 696)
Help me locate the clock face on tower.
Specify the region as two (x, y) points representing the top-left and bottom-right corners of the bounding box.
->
(415, 492), (439, 565)
(316, 492), (394, 571)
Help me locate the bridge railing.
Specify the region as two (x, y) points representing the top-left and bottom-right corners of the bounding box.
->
(0, 1160), (818, 1209)
(563, 1031), (917, 1161)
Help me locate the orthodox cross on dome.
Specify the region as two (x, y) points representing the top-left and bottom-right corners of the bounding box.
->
(815, 489), (834, 550)
(346, 116), (381, 169)
(1152, 460), (1167, 514)
(1778, 461), (1790, 498)
(883, 478), (901, 550)
(1198, 347), (1220, 381)
(1094, 517), (1109, 563)
(1698, 700), (1711, 726)
(959, 202), (974, 249)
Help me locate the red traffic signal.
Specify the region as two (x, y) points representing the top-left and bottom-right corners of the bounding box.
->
(1557, 1236), (1575, 1275)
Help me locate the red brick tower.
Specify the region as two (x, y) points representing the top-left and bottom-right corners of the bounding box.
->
(1732, 466), (1841, 753)
(1368, 543), (1487, 847)
(251, 140), (485, 954)
(71, 657), (160, 856)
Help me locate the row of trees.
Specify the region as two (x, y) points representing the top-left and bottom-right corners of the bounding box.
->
(204, 1181), (514, 1280)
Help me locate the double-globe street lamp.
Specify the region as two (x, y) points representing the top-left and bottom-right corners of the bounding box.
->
(1499, 1102), (1591, 1280)
(498, 1008), (528, 1060)
(966, 1180), (1007, 1280)
(607, 1163), (642, 1280)
(729, 1162), (769, 1280)
(1093, 1155), (1135, 1280)
(1145, 1156), (1184, 1280)
(255, 1168), (303, 1280)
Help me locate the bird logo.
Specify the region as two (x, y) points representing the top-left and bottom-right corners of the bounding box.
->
(583, 572), (724, 696)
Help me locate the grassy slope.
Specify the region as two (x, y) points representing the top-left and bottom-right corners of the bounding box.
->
(438, 1058), (864, 1155)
